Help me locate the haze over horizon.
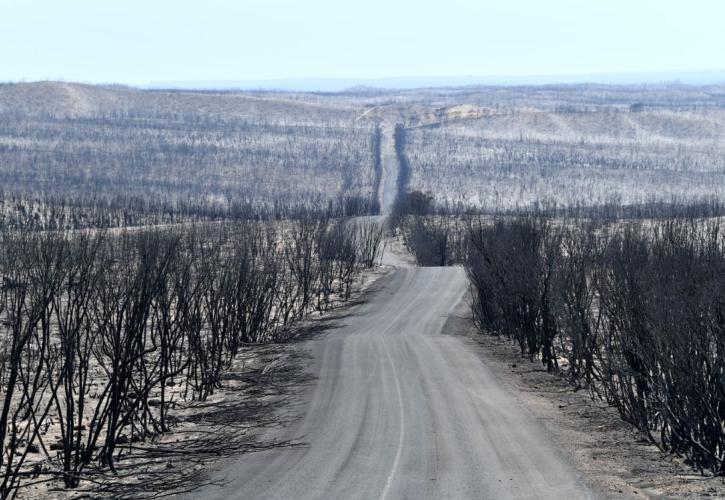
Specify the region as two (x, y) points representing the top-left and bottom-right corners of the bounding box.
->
(148, 69), (725, 92)
(2, 0), (725, 89)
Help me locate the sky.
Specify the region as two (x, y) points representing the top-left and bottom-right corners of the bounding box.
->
(1, 0), (724, 86)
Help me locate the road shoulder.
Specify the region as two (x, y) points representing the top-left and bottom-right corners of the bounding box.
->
(443, 296), (725, 499)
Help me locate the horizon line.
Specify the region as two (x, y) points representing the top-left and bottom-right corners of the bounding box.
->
(4, 68), (725, 93)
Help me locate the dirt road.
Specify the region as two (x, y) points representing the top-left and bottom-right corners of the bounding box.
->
(186, 263), (596, 499)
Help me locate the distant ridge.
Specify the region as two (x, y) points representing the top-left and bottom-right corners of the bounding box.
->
(149, 69), (725, 92)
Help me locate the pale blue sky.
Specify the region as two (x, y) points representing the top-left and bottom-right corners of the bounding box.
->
(1, 0), (723, 85)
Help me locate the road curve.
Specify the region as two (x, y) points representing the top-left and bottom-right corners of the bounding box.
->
(187, 266), (596, 499)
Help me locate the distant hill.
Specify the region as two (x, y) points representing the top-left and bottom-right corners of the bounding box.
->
(148, 69), (725, 93)
(0, 81), (355, 118)
(3, 80), (725, 216)
(0, 81), (378, 211)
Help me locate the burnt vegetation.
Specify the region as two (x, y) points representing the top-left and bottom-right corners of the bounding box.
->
(466, 216), (725, 474)
(398, 210), (725, 476)
(0, 82), (380, 226)
(0, 216), (384, 496)
(0, 81), (392, 496)
(387, 84), (725, 476)
(3, 80), (725, 494)
(394, 84), (725, 212)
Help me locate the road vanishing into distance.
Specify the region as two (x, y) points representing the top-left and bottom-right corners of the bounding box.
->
(378, 123), (399, 216)
(187, 253), (596, 499)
